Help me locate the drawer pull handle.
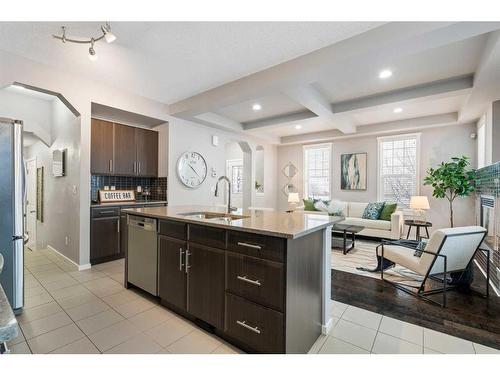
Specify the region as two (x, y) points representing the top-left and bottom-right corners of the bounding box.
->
(237, 242), (262, 250)
(237, 275), (261, 286)
(185, 250), (191, 273)
(179, 248), (184, 271)
(99, 210), (116, 214)
(236, 320), (261, 334)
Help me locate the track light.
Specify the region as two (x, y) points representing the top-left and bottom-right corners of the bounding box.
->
(101, 23), (117, 44)
(88, 39), (98, 61)
(53, 22), (117, 60)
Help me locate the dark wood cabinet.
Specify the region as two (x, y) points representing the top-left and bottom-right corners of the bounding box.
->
(90, 216), (120, 264)
(158, 235), (187, 310)
(91, 119), (114, 175)
(187, 243), (225, 329)
(113, 123), (137, 175)
(135, 128), (158, 177)
(90, 118), (159, 177)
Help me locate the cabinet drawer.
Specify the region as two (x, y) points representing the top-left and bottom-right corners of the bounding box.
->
(91, 207), (121, 218)
(226, 252), (284, 312)
(225, 293), (284, 354)
(227, 231), (285, 262)
(159, 220), (187, 240)
(189, 224), (226, 249)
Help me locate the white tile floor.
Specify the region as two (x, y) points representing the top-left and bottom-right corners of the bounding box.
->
(7, 248), (500, 355)
(307, 300), (500, 354)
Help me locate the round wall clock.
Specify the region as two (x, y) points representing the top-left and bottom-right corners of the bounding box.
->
(177, 151), (208, 189)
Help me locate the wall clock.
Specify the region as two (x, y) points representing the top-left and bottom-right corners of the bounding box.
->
(177, 151), (208, 189)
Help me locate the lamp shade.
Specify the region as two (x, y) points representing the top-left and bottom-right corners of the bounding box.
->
(288, 192), (300, 204)
(410, 196), (430, 210)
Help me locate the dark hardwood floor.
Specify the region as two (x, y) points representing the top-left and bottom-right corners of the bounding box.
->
(331, 267), (500, 349)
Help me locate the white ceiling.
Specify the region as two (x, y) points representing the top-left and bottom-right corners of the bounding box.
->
(0, 21), (383, 103)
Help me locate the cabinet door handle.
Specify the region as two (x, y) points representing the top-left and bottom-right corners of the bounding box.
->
(117, 219), (120, 233)
(133, 162), (136, 174)
(109, 159), (113, 172)
(237, 242), (262, 250)
(237, 275), (261, 286)
(179, 248), (185, 271)
(236, 320), (261, 334)
(185, 250), (191, 273)
(138, 162), (141, 174)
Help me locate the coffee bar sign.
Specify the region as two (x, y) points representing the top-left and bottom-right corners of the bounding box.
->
(99, 190), (136, 203)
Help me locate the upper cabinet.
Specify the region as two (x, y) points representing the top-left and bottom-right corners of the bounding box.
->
(91, 118), (159, 177)
(91, 119), (114, 175)
(136, 127), (158, 177)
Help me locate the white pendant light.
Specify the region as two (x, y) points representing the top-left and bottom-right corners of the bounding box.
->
(102, 23), (117, 44)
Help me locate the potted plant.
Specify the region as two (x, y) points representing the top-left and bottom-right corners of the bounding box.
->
(423, 156), (476, 228)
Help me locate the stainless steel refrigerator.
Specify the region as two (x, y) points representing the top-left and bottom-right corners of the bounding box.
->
(0, 117), (24, 312)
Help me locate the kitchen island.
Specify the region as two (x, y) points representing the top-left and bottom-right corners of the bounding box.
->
(122, 205), (338, 354)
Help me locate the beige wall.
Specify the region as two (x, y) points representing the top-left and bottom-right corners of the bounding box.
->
(278, 124), (477, 231)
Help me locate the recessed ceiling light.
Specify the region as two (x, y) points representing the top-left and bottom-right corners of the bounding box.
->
(393, 107), (403, 113)
(379, 69), (393, 79)
(252, 103), (262, 111)
(295, 125), (302, 130)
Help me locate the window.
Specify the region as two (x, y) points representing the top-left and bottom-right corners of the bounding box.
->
(378, 134), (420, 206)
(303, 143), (332, 200)
(226, 159), (243, 194)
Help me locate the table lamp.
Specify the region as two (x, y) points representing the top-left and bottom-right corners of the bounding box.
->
(287, 192), (300, 213)
(410, 196), (430, 223)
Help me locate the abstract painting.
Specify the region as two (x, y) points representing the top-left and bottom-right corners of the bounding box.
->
(341, 153), (367, 190)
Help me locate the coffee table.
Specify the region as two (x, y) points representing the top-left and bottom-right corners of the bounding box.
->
(332, 223), (365, 255)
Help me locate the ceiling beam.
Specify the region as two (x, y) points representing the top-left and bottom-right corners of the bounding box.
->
(331, 74), (473, 114)
(285, 85), (357, 133)
(280, 113), (459, 145)
(243, 110), (317, 130)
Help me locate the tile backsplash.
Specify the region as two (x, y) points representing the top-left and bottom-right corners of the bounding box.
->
(476, 161), (500, 197)
(91, 175), (167, 202)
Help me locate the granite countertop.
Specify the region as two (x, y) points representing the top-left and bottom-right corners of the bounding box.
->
(91, 200), (167, 208)
(122, 205), (340, 239)
(0, 283), (19, 344)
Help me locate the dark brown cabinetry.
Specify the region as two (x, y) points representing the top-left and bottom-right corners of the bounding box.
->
(113, 123), (137, 175)
(158, 235), (187, 311)
(186, 243), (225, 329)
(153, 219), (323, 354)
(91, 119), (114, 174)
(135, 127), (158, 177)
(91, 209), (121, 264)
(90, 118), (158, 177)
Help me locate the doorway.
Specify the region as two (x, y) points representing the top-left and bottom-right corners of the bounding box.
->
(25, 157), (37, 251)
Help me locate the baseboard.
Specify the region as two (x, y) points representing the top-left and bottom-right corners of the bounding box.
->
(321, 317), (333, 335)
(46, 245), (89, 271)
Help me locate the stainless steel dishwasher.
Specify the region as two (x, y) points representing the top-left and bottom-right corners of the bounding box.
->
(127, 215), (158, 296)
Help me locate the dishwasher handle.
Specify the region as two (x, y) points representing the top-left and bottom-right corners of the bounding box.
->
(128, 215), (157, 232)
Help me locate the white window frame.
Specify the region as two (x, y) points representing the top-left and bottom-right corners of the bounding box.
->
(303, 143), (332, 200)
(226, 159), (243, 194)
(377, 133), (421, 207)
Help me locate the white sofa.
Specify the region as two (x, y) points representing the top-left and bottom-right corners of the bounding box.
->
(299, 201), (404, 240)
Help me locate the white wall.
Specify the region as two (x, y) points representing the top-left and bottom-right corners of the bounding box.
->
(167, 118), (278, 210)
(278, 124), (477, 231)
(24, 100), (80, 263)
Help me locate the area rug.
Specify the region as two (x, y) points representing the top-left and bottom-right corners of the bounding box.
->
(331, 239), (423, 287)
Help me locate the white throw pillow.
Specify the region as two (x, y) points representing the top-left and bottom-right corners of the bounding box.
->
(313, 200), (346, 216)
(327, 200), (346, 217)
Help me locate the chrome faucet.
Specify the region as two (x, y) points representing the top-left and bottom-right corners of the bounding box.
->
(214, 176), (237, 213)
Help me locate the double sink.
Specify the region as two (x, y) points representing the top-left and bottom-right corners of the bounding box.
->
(178, 211), (249, 223)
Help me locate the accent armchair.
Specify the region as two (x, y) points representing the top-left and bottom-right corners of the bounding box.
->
(377, 226), (489, 307)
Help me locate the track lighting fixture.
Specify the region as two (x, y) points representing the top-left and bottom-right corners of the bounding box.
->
(53, 22), (117, 61)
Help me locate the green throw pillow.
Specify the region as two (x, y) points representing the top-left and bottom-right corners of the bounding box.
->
(303, 198), (317, 211)
(379, 202), (397, 221)
(362, 202), (385, 220)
